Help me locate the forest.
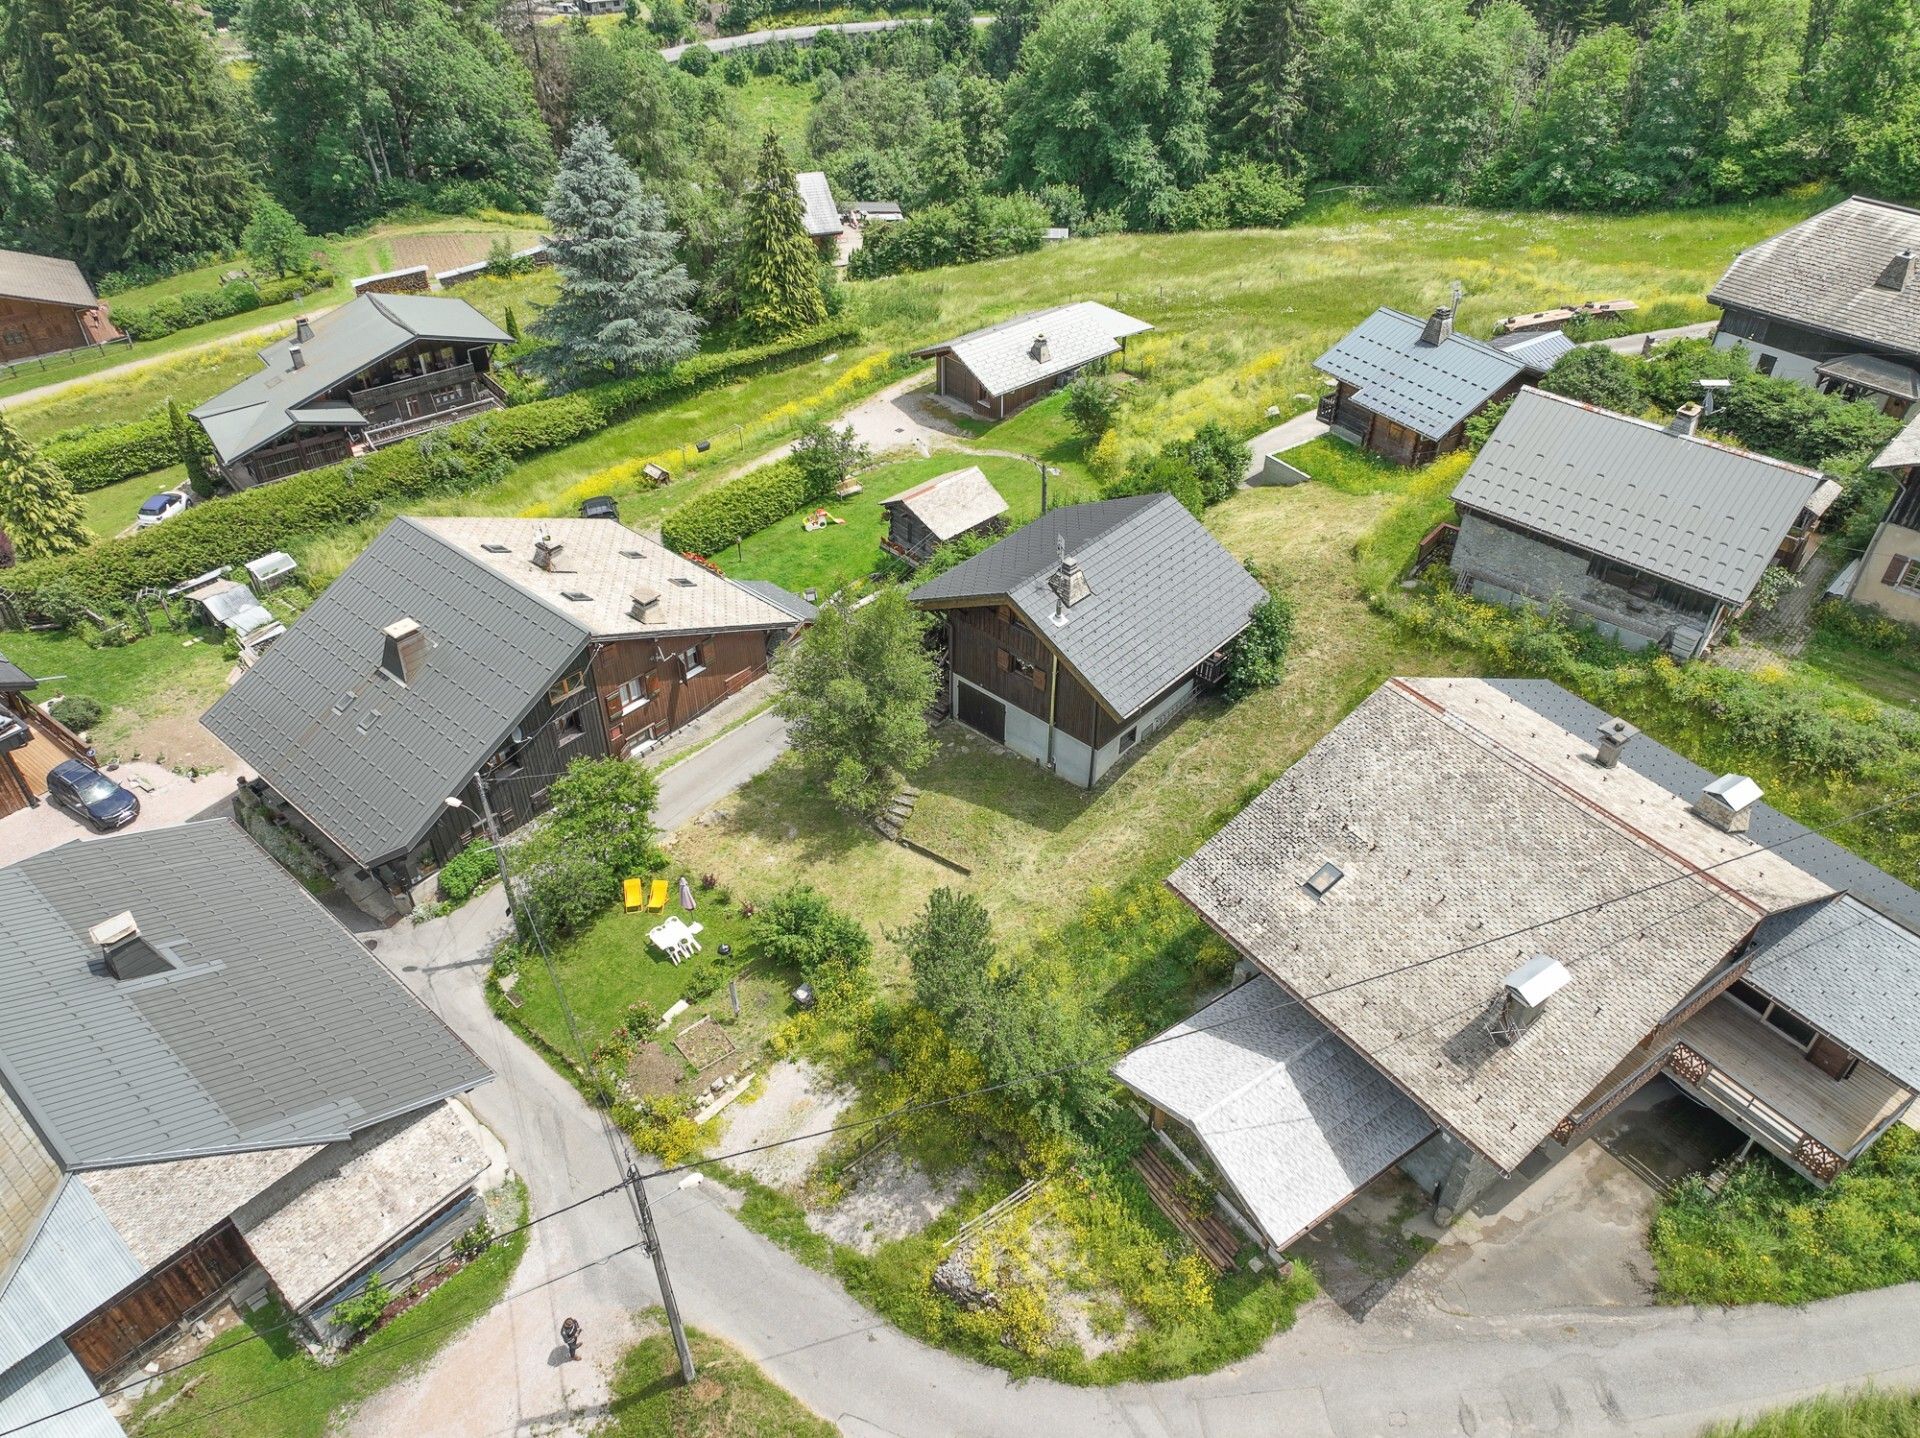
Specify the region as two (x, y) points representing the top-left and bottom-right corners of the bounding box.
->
(1, 0), (1916, 294)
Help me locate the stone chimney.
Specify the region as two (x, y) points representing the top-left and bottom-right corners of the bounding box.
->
(381, 617), (428, 685)
(1668, 402), (1701, 438)
(1876, 248), (1914, 292)
(1594, 715), (1638, 768)
(1695, 773), (1764, 833)
(295, 315), (313, 344)
(1047, 533), (1090, 623)
(288, 343), (305, 371)
(1419, 307), (1453, 347)
(629, 584), (662, 623)
(1030, 332), (1050, 364)
(533, 535), (563, 572)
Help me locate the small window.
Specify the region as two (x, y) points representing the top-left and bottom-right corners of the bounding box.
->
(1118, 727), (1139, 753)
(558, 710), (586, 744)
(670, 577), (697, 588)
(1754, 353), (1777, 376)
(482, 543), (512, 554)
(615, 677), (649, 713)
(620, 549), (645, 560)
(355, 708), (383, 735)
(1727, 979), (1769, 1014)
(2, 330), (25, 347)
(561, 590), (592, 602)
(331, 691), (355, 715)
(1303, 862), (1344, 897)
(431, 388), (462, 410)
(1893, 556), (1920, 593)
(548, 671), (587, 704)
(681, 645), (708, 678)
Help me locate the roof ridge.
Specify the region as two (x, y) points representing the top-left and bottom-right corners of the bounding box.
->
(1193, 1004), (1338, 1123)
(397, 517), (598, 641)
(1513, 386), (1826, 481)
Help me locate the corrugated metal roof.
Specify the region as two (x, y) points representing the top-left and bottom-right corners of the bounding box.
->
(204, 518), (590, 866)
(1814, 352), (1920, 400)
(1315, 307), (1525, 440)
(911, 303), (1152, 399)
(0, 821), (489, 1170)
(1486, 328), (1576, 373)
(910, 495), (1265, 719)
(0, 250), (98, 311)
(794, 172), (842, 238)
(1709, 196), (1920, 359)
(189, 294), (510, 465)
(879, 466), (1008, 541)
(0, 1340), (126, 1438)
(0, 1181), (140, 1374)
(1452, 386), (1824, 604)
(1113, 978), (1435, 1249)
(1744, 896), (1920, 1091)
(0, 1081), (60, 1297)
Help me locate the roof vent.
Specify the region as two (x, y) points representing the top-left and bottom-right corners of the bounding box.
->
(1047, 534), (1090, 624)
(295, 315), (313, 344)
(533, 536), (563, 572)
(1876, 248), (1913, 292)
(1303, 861), (1344, 897)
(288, 343), (305, 371)
(1030, 332), (1050, 364)
(381, 617), (427, 685)
(1668, 402), (1702, 437)
(1594, 715), (1638, 768)
(1496, 954), (1570, 1044)
(90, 912), (173, 982)
(1419, 306), (1453, 347)
(629, 585), (662, 622)
(1696, 773), (1763, 833)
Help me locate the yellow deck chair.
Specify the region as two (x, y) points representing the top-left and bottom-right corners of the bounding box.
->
(622, 877), (645, 912)
(647, 878), (669, 912)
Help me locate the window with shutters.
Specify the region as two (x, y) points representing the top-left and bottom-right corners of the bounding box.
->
(1889, 555), (1920, 592)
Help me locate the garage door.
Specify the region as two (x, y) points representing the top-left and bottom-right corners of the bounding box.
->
(956, 683), (1005, 744)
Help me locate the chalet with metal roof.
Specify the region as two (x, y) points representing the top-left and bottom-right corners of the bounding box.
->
(1709, 196), (1920, 418)
(1313, 305), (1546, 466)
(879, 466), (1009, 566)
(0, 249), (119, 365)
(189, 293), (511, 490)
(0, 821), (491, 1431)
(913, 303), (1152, 420)
(1448, 387), (1835, 659)
(1117, 676), (1920, 1263)
(204, 517), (809, 910)
(909, 495), (1264, 787)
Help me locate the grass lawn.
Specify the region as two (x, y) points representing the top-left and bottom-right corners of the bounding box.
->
(597, 1315), (834, 1437)
(8, 340), (268, 442)
(1277, 434), (1410, 494)
(719, 452), (1078, 598)
(83, 465), (184, 541)
(727, 75), (819, 159)
(1801, 627), (1920, 707)
(126, 1182), (528, 1438)
(1700, 1388), (1920, 1436)
(965, 389), (1098, 489)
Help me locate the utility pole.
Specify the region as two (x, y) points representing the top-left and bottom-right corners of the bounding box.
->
(629, 1164), (696, 1382)
(464, 774), (514, 916)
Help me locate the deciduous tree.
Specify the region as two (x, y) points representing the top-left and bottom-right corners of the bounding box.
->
(242, 197), (315, 279)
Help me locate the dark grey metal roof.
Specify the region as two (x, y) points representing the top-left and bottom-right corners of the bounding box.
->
(1814, 352), (1920, 401)
(204, 517), (590, 866)
(1315, 307), (1525, 440)
(1745, 896), (1920, 1090)
(1452, 387), (1825, 604)
(1481, 678), (1920, 934)
(1708, 196), (1920, 359)
(0, 654), (33, 693)
(189, 294), (510, 466)
(910, 494), (1265, 719)
(733, 579), (817, 623)
(0, 249), (97, 311)
(0, 821), (488, 1170)
(1485, 328), (1575, 373)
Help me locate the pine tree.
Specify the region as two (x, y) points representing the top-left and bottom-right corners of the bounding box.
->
(1213, 0), (1315, 169)
(0, 416), (89, 562)
(738, 132), (829, 339)
(6, 0), (255, 273)
(170, 401), (215, 501)
(529, 123), (701, 389)
(503, 304), (523, 341)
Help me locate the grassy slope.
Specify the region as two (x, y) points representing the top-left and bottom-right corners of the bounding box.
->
(1700, 1388), (1920, 1437)
(727, 75), (818, 160)
(597, 1319), (835, 1437)
(127, 1183), (529, 1438)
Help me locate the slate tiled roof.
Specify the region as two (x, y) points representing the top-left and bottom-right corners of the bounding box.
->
(82, 1145), (318, 1269)
(1113, 978), (1435, 1248)
(910, 494), (1265, 719)
(1708, 196), (1920, 358)
(0, 249), (98, 310)
(0, 821), (489, 1169)
(1452, 387), (1825, 605)
(912, 303), (1152, 398)
(794, 171), (843, 238)
(189, 293), (509, 466)
(204, 517), (591, 866)
(1169, 676), (1835, 1171)
(880, 466), (1008, 541)
(421, 517), (798, 641)
(1744, 896), (1920, 1090)
(1315, 308), (1525, 440)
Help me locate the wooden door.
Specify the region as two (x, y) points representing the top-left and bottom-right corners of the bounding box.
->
(957, 683), (1005, 744)
(1807, 1034), (1858, 1081)
(66, 1224), (253, 1379)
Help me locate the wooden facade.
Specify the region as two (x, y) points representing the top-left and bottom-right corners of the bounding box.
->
(934, 354), (1077, 421)
(948, 603), (1111, 747)
(0, 294), (117, 365)
(1318, 377), (1521, 468)
(65, 1224), (253, 1380)
(0, 689), (92, 821)
(593, 627), (773, 757)
(884, 507), (1005, 567)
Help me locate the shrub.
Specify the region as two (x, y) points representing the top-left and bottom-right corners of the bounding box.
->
(1063, 375), (1120, 443)
(1180, 421), (1248, 506)
(847, 192), (1049, 279)
(789, 420), (870, 502)
(41, 411), (180, 492)
(660, 460), (812, 557)
(1463, 396), (1513, 451)
(757, 884), (874, 1009)
(452, 1215), (495, 1261)
(1102, 452), (1204, 516)
(331, 1271), (394, 1337)
(1539, 344), (1645, 413)
(437, 839), (499, 904)
(110, 268), (333, 342)
(1815, 597), (1917, 654)
(678, 42), (715, 74)
(1224, 585), (1295, 699)
(1168, 163), (1305, 232)
(52, 694), (106, 731)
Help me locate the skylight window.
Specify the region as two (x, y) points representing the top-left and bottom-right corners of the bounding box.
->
(356, 709), (383, 735)
(620, 549), (645, 560)
(482, 543), (512, 554)
(331, 692), (355, 715)
(669, 577), (697, 588)
(562, 590), (593, 602)
(1303, 861), (1344, 897)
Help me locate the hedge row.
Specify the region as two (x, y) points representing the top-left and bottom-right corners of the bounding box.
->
(112, 269), (336, 343)
(661, 459), (813, 557)
(44, 411), (182, 492)
(2, 319), (861, 617)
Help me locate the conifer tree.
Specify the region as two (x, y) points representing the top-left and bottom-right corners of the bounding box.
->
(6, 0), (254, 273)
(738, 132), (828, 338)
(529, 123), (700, 390)
(0, 416), (89, 562)
(170, 401), (215, 501)
(1212, 0), (1315, 169)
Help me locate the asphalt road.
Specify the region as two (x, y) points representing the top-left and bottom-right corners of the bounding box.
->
(659, 15), (989, 62)
(349, 707), (1920, 1438)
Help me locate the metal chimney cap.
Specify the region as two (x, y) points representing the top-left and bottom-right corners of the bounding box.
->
(1597, 716), (1637, 744)
(88, 911), (139, 948)
(1703, 773), (1763, 810)
(1504, 954), (1571, 1008)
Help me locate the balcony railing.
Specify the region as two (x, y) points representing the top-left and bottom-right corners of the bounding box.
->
(359, 394), (504, 450)
(347, 361), (479, 412)
(1666, 1041), (1846, 1183)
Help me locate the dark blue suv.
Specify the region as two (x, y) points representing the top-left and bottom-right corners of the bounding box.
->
(47, 759), (140, 831)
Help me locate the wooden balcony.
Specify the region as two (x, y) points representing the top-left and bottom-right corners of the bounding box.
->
(347, 361), (481, 412)
(1665, 998), (1911, 1185)
(359, 391), (504, 450)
